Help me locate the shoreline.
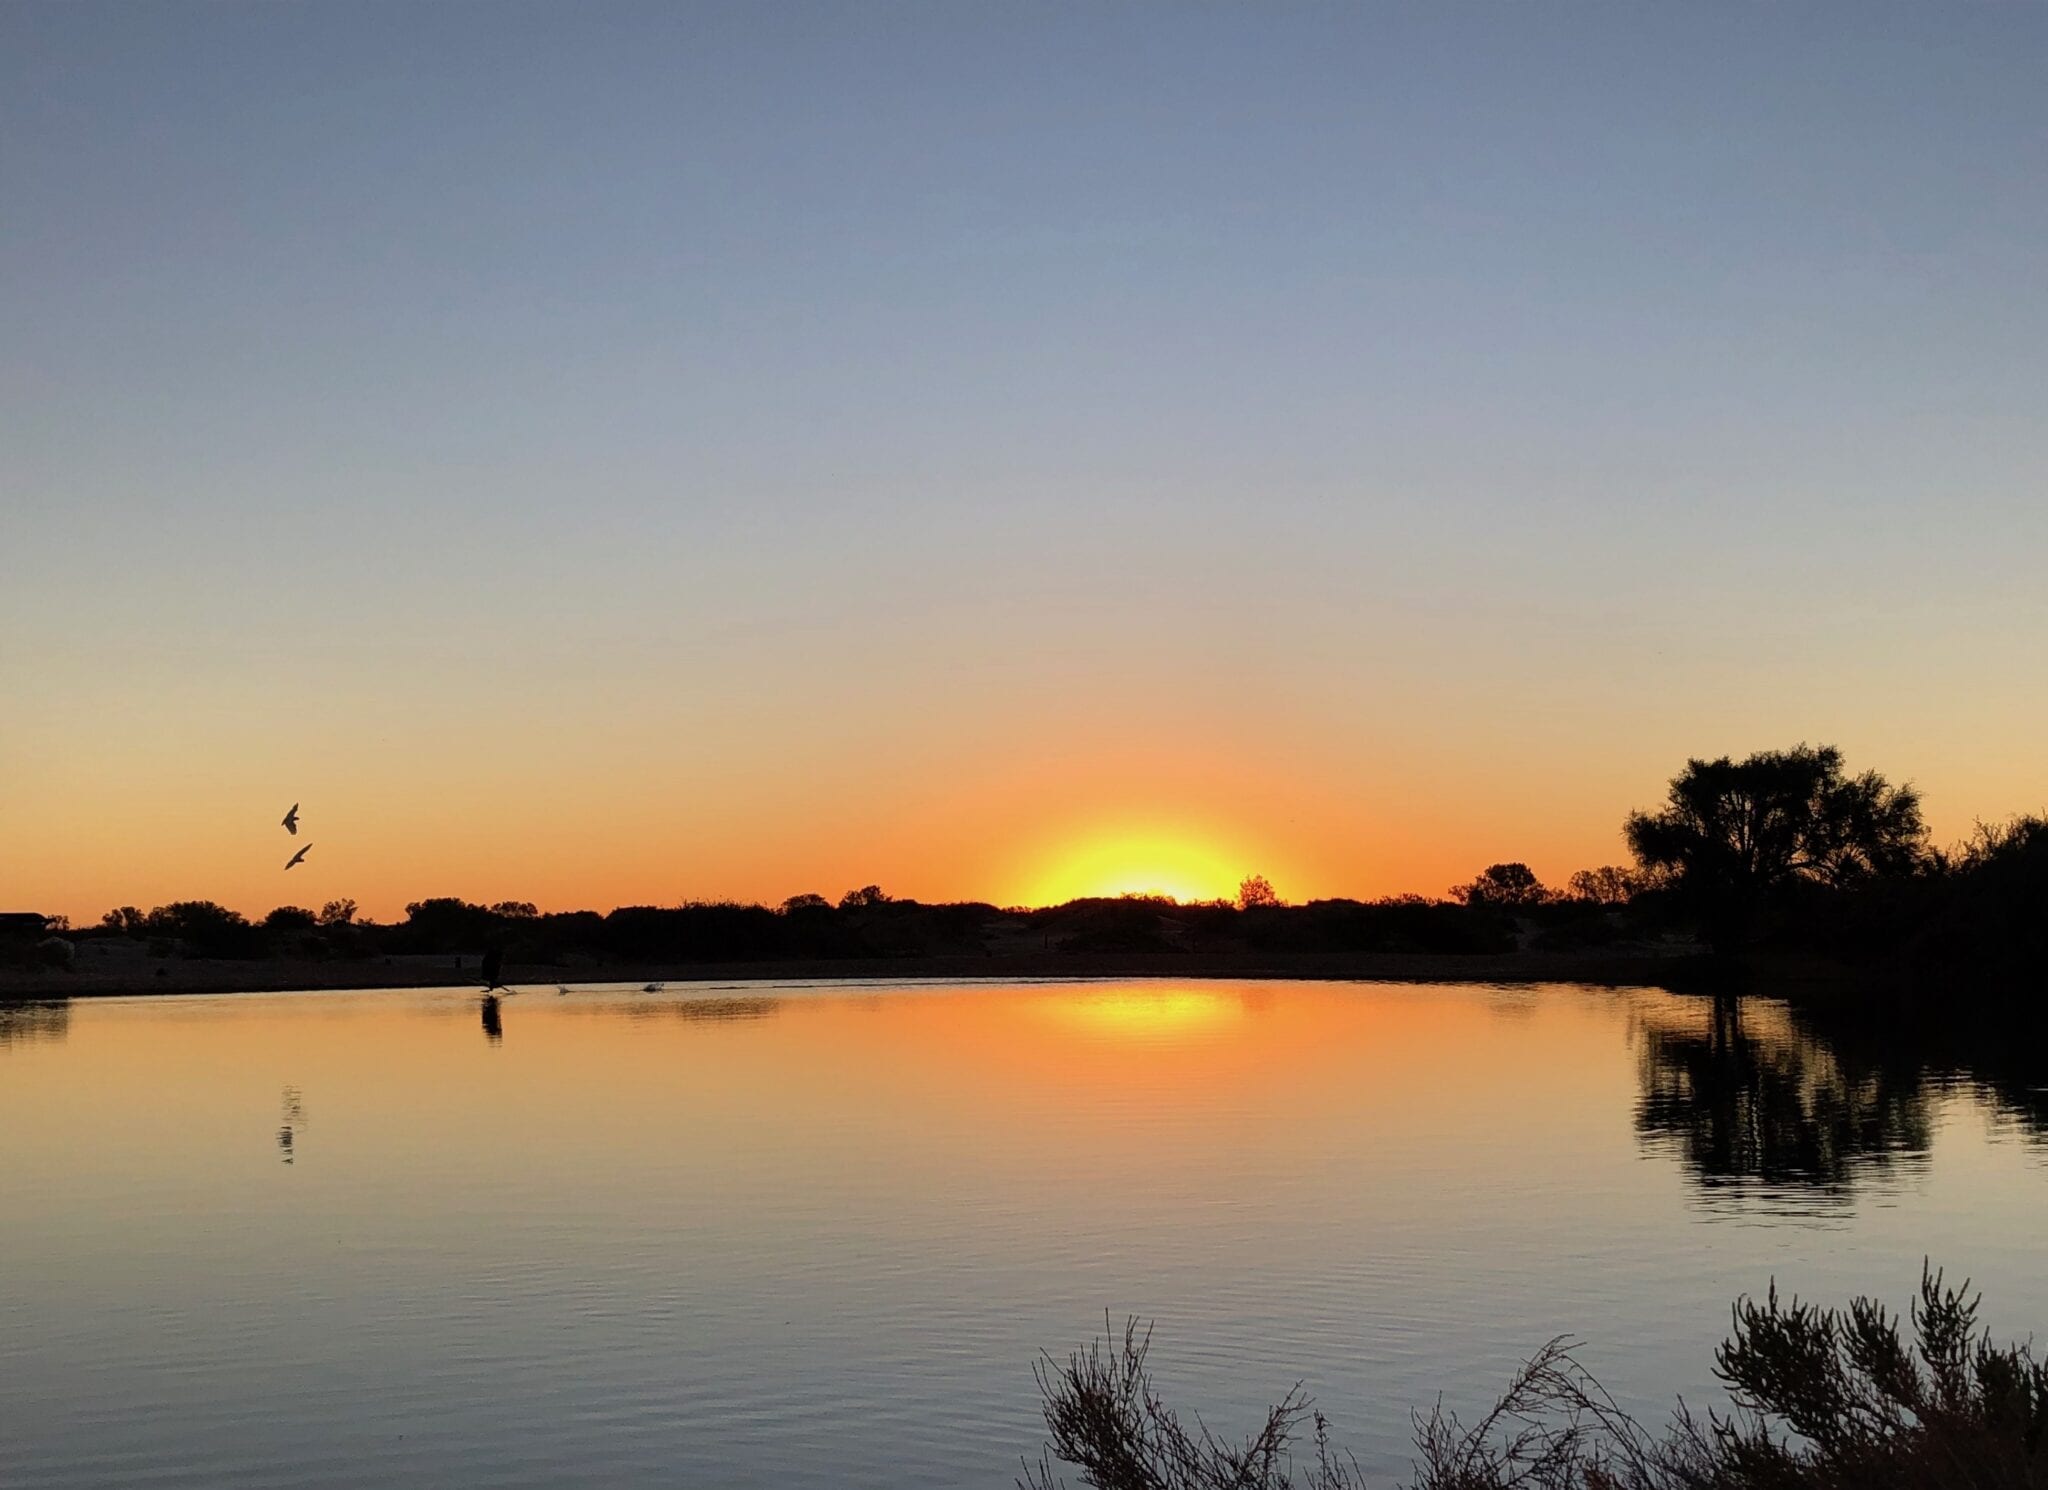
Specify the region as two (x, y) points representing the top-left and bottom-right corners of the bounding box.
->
(0, 948), (1712, 1001)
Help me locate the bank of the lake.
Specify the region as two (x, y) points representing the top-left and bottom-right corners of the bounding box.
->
(0, 946), (1715, 1000)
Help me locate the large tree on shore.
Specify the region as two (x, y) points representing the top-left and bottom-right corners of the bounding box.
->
(1624, 744), (1925, 947)
(1450, 862), (1549, 908)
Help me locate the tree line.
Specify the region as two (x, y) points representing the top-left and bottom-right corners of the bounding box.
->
(70, 742), (2044, 987)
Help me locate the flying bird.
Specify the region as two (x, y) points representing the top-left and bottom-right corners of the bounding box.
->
(284, 844), (311, 871)
(281, 803), (300, 835)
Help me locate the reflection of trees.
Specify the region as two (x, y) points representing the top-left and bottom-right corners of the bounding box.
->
(621, 996), (782, 1024)
(278, 1085), (303, 1165)
(0, 1001), (69, 1049)
(1790, 998), (2048, 1143)
(1967, 1061), (2048, 1137)
(1635, 997), (1931, 1191)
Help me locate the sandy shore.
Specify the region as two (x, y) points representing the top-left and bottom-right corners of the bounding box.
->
(0, 948), (1704, 1000)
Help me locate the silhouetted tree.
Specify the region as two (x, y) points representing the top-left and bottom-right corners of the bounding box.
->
(142, 901), (237, 935)
(780, 893), (832, 913)
(1242, 898), (1515, 955)
(141, 901), (260, 958)
(1237, 874), (1281, 910)
(1566, 865), (1646, 907)
(317, 898), (357, 927)
(101, 906), (146, 937)
(600, 902), (793, 961)
(1905, 813), (2048, 983)
(262, 906), (318, 932)
(489, 900), (539, 919)
(1451, 862), (1549, 908)
(401, 897), (499, 951)
(1625, 744), (1926, 949)
(839, 884), (891, 910)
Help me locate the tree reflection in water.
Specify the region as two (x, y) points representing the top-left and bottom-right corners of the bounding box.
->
(1635, 996), (1932, 1193)
(621, 995), (782, 1023)
(1818, 998), (2048, 1141)
(1634, 990), (2048, 1199)
(0, 1001), (70, 1049)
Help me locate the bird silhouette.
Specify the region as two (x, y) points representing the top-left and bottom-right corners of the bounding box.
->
(284, 844), (311, 871)
(281, 803), (300, 835)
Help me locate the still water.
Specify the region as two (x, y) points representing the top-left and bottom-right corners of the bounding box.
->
(2, 980), (2043, 1487)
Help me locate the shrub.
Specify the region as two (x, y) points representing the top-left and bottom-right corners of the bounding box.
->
(141, 901), (262, 958)
(1025, 1265), (2048, 1489)
(1023, 1317), (1360, 1490)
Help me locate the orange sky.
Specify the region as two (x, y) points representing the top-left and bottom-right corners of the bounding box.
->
(7, 669), (2042, 925)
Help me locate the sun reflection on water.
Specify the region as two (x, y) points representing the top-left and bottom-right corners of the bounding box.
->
(1037, 987), (1245, 1042)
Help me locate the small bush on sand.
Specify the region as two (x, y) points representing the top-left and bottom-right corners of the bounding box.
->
(1024, 1265), (2047, 1490)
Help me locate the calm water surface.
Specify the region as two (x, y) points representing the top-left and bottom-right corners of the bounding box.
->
(2, 980), (2044, 1487)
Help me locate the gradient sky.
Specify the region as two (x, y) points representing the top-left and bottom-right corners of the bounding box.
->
(5, 3), (2045, 922)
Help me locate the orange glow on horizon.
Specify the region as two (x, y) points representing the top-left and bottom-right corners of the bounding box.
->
(9, 713), (2035, 926)
(1008, 822), (1279, 908)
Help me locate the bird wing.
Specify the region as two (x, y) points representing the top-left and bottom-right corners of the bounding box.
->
(282, 803), (299, 833)
(285, 845), (311, 869)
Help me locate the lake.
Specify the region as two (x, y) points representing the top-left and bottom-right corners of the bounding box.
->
(2, 979), (2043, 1488)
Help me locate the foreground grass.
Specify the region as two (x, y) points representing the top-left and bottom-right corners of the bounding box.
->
(1024, 1266), (2047, 1489)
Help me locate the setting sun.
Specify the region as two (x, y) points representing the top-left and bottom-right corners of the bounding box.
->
(1010, 824), (1268, 907)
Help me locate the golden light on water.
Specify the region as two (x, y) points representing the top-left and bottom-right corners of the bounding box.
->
(1038, 988), (1245, 1042)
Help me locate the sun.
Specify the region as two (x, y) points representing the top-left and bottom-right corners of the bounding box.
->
(1012, 824), (1256, 907)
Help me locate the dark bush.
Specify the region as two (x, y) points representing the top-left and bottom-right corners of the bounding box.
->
(396, 897), (499, 953)
(1273, 899), (1514, 955)
(1057, 923), (1178, 954)
(1033, 899), (1184, 955)
(142, 901), (263, 959)
(601, 902), (795, 962)
(1526, 907), (1624, 952)
(1026, 1265), (2048, 1490)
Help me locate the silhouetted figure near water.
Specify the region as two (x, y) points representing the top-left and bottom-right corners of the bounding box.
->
(480, 993), (502, 1043)
(480, 946), (503, 991)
